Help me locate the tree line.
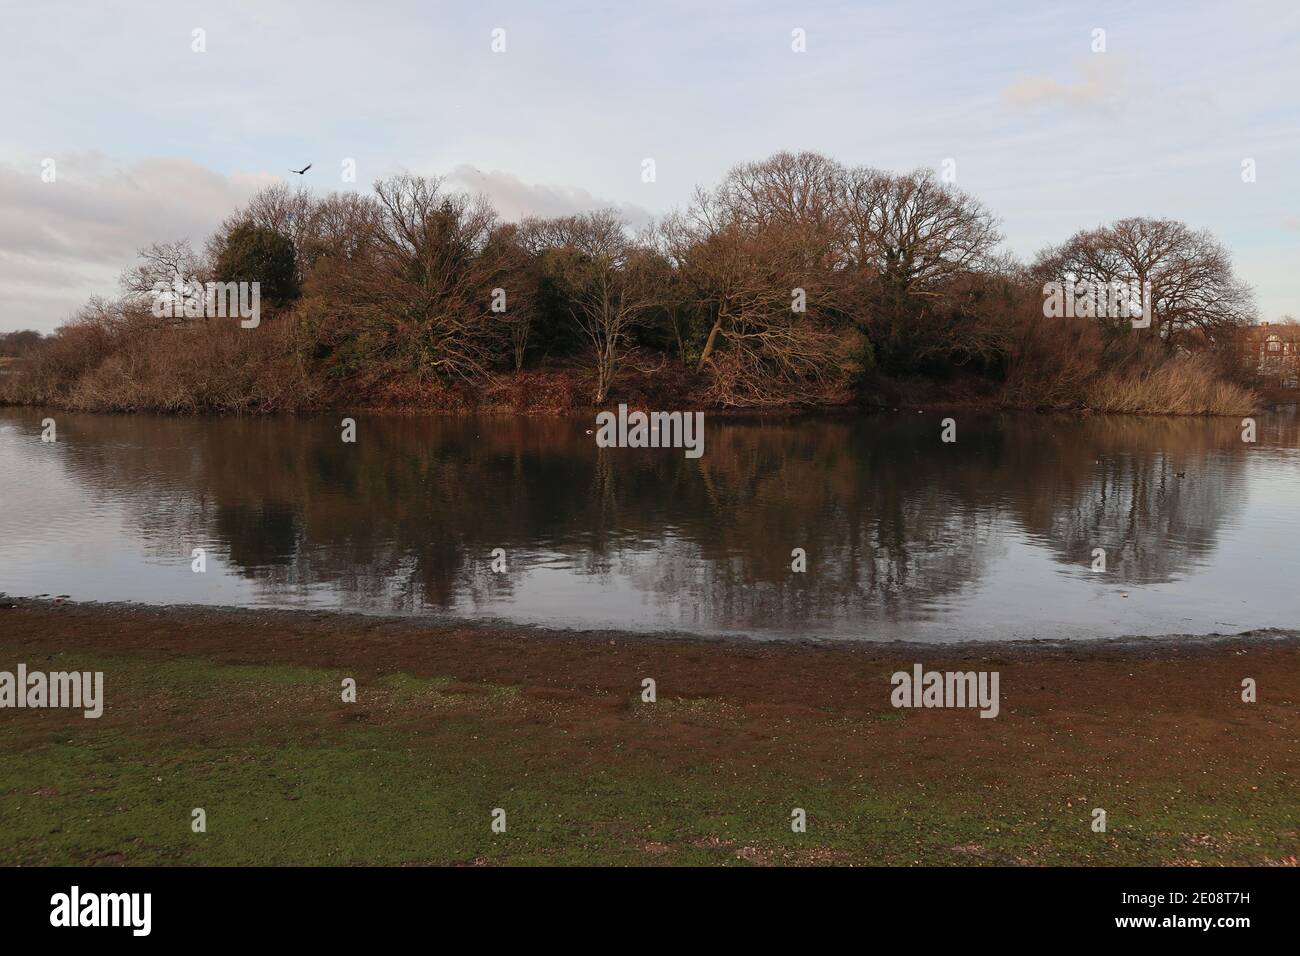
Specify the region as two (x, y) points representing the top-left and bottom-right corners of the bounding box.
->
(2, 151), (1261, 414)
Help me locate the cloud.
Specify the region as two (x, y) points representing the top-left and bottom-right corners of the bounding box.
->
(0, 155), (665, 332)
(444, 165), (656, 231)
(1002, 57), (1138, 113)
(0, 155), (279, 331)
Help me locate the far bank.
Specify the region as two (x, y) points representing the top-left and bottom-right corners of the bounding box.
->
(0, 354), (1264, 417)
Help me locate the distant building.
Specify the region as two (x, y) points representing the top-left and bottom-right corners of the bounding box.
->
(1245, 322), (1300, 388)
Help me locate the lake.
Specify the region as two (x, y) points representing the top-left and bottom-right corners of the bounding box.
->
(1, 407), (1297, 643)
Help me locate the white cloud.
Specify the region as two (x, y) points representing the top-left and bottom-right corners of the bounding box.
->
(1002, 57), (1139, 113)
(0, 155), (662, 332)
(0, 154), (278, 331)
(444, 165), (656, 231)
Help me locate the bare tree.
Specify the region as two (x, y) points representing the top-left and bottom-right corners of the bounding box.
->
(116, 239), (209, 326)
(662, 154), (849, 405)
(298, 192), (382, 268)
(210, 185), (387, 280)
(120, 239), (204, 294)
(837, 168), (1001, 290)
(834, 167), (1002, 370)
(481, 222), (537, 372)
(303, 174), (506, 386)
(522, 211), (659, 404)
(1034, 217), (1255, 347)
(715, 150), (844, 233)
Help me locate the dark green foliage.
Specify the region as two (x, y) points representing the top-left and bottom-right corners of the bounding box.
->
(213, 224), (299, 306)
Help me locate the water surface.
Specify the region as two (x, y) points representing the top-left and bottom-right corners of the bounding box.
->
(1, 407), (1297, 642)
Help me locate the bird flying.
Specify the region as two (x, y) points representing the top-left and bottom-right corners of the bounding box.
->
(290, 164), (312, 175)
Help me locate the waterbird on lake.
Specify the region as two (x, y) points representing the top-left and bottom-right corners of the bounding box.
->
(290, 164), (312, 175)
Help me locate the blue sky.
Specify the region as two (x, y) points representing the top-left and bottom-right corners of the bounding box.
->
(2, 0), (1297, 331)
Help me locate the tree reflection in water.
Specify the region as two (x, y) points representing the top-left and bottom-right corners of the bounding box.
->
(17, 407), (1283, 640)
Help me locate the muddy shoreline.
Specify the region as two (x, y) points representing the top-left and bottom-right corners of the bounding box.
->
(5, 594), (1299, 656)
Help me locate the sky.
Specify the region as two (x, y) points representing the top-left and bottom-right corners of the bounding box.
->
(1, 0), (1297, 333)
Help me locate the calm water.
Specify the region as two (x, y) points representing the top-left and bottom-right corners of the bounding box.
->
(1, 407), (1298, 643)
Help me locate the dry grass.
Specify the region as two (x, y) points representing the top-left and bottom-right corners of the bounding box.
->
(4, 306), (321, 413)
(1000, 315), (1257, 416)
(64, 321), (319, 414)
(1086, 353), (1257, 415)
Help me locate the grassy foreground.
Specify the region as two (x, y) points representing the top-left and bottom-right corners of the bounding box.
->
(0, 602), (1296, 866)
